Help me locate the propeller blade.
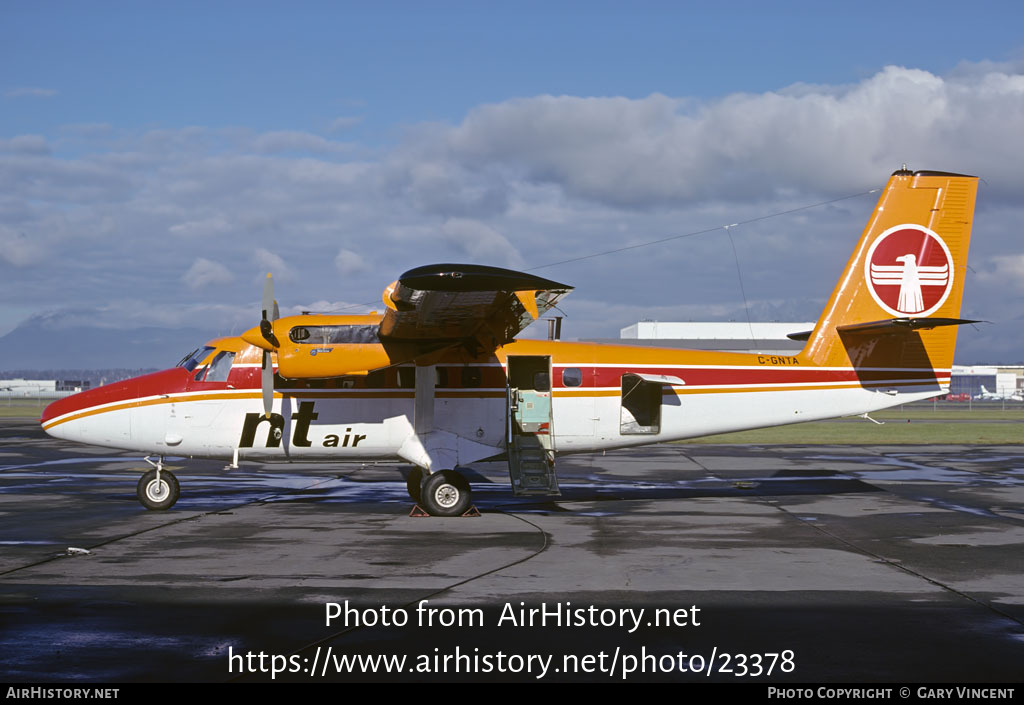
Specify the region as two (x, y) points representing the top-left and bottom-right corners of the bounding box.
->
(261, 273), (274, 319)
(261, 350), (274, 418)
(259, 273), (279, 416)
(259, 273), (281, 347)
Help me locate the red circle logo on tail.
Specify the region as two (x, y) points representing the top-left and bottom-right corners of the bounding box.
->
(864, 224), (954, 317)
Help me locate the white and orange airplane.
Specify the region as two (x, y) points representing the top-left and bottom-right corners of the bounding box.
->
(41, 169), (979, 516)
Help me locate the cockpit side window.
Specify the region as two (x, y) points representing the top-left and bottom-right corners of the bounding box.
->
(177, 346), (215, 372)
(203, 351), (236, 382)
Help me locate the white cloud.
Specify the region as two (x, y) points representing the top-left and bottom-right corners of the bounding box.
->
(169, 217), (232, 238)
(976, 253), (1024, 292)
(0, 226), (47, 266)
(138, 126), (214, 154)
(59, 123), (114, 137)
(441, 218), (523, 268)
(418, 65), (1024, 207)
(0, 153), (132, 203)
(329, 116), (363, 132)
(0, 135), (50, 155)
(182, 258), (234, 289)
(26, 302), (250, 331)
(4, 87), (56, 99)
(252, 131), (352, 155)
(384, 156), (508, 218)
(253, 248), (293, 281)
(282, 299), (375, 316)
(335, 248), (366, 275)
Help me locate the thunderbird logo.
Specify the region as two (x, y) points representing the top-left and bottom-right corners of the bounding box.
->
(865, 224), (954, 317)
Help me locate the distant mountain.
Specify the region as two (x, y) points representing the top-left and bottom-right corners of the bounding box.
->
(0, 320), (223, 370)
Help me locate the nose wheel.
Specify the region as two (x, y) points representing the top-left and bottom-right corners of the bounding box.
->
(137, 457), (180, 510)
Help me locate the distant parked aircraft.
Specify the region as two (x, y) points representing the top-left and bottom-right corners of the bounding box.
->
(974, 385), (1023, 402)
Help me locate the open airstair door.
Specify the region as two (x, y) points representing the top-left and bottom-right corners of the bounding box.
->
(507, 355), (559, 496)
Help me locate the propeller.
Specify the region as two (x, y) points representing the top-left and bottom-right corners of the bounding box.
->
(260, 273), (279, 418)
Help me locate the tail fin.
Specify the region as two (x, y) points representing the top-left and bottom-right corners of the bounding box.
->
(800, 169), (978, 382)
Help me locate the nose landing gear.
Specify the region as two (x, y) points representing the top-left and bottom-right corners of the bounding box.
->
(137, 456), (180, 510)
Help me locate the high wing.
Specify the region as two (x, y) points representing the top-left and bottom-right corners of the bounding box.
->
(380, 263), (572, 349)
(242, 264), (572, 383)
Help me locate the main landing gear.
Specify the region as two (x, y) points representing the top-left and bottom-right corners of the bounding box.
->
(137, 456), (180, 511)
(407, 467), (474, 517)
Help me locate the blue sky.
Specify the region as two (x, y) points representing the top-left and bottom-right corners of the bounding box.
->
(5, 2), (1020, 134)
(3, 1), (1024, 365)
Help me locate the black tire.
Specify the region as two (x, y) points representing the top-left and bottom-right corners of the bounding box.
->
(406, 467), (424, 502)
(420, 469), (471, 517)
(137, 469), (180, 510)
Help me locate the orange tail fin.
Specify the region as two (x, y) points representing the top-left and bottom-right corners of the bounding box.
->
(800, 169), (979, 379)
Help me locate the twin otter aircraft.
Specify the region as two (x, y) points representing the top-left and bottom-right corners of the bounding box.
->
(42, 169), (979, 516)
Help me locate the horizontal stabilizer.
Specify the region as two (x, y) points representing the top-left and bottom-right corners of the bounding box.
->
(836, 317), (982, 335)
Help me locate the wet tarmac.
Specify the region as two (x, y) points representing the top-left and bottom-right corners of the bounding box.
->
(1, 418), (1022, 682)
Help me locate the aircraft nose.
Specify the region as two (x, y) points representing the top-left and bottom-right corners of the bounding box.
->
(41, 368), (191, 444)
(41, 378), (141, 442)
(42, 379), (131, 425)
(42, 392), (83, 429)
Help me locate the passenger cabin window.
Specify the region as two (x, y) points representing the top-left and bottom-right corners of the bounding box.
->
(289, 325), (379, 345)
(398, 367), (416, 388)
(562, 367), (582, 387)
(461, 367), (481, 388)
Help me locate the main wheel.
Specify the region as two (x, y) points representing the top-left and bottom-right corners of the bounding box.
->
(137, 469), (180, 510)
(406, 467), (424, 502)
(420, 469), (471, 517)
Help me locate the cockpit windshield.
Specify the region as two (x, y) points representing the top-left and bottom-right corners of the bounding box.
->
(176, 346), (215, 372)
